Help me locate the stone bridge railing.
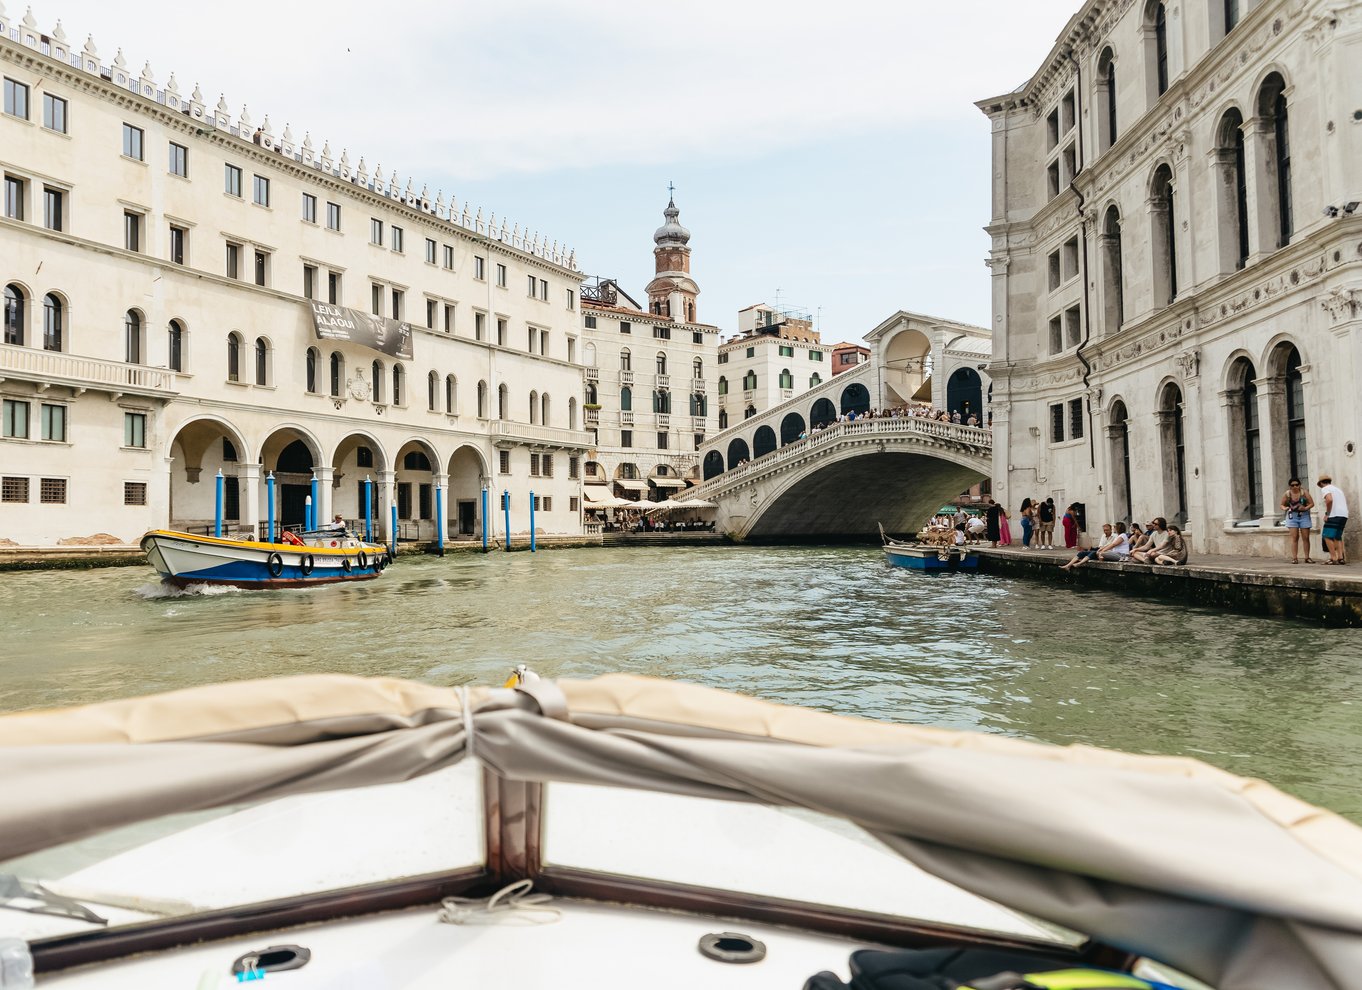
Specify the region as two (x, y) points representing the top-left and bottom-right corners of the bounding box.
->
(679, 416), (992, 503)
(707, 359), (878, 454)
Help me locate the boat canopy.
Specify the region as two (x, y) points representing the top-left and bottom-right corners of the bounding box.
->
(2, 673), (1361, 989)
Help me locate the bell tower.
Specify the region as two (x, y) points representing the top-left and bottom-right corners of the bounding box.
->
(645, 185), (700, 324)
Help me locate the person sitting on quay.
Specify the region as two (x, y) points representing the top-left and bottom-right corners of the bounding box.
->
(1129, 517), (1169, 563)
(1059, 521), (1130, 571)
(1151, 525), (1189, 566)
(1125, 522), (1148, 557)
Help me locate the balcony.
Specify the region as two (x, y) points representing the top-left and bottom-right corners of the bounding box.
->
(583, 367), (600, 382)
(492, 420), (594, 449)
(717, 393), (727, 407)
(0, 344), (179, 398)
(621, 410), (635, 427)
(620, 369), (634, 385)
(655, 373), (670, 389)
(743, 389), (756, 405)
(691, 416), (707, 432)
(780, 388), (794, 402)
(584, 408), (600, 427)
(691, 378), (705, 391)
(657, 413), (670, 429)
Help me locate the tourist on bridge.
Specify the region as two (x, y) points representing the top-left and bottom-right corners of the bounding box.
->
(1318, 474), (1350, 565)
(1280, 478), (1315, 564)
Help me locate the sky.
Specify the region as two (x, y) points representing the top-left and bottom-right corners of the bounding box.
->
(28, 0), (1080, 341)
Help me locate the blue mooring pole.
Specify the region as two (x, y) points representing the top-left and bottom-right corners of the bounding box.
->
(364, 477), (373, 542)
(503, 490), (511, 552)
(214, 470), (223, 538)
(390, 504), (398, 558)
(309, 473), (319, 530)
(266, 472), (276, 542)
(481, 488), (489, 551)
(304, 495), (312, 536)
(529, 490), (536, 553)
(435, 486), (445, 553)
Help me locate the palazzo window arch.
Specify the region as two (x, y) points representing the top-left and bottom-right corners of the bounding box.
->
(1255, 73), (1292, 251)
(498, 383), (509, 420)
(1150, 164), (1177, 306)
(1096, 47), (1118, 154)
(1214, 108), (1250, 272)
(446, 374), (457, 414)
(477, 380), (488, 419)
(529, 390), (539, 425)
(620, 386), (632, 412)
(392, 363), (404, 406)
(43, 293), (63, 352)
(3, 284), (24, 346)
(1224, 357), (1263, 520)
(125, 310), (144, 365)
(254, 337), (270, 386)
(655, 351), (667, 376)
(717, 376), (728, 396)
(329, 352), (343, 397)
(1158, 381), (1188, 525)
(371, 359), (384, 403)
(619, 348), (631, 372)
(168, 320), (186, 372)
(1107, 399), (1133, 526)
(541, 392), (550, 426)
(428, 371), (439, 411)
(568, 396), (577, 430)
(1145, 0), (1170, 102)
(1261, 341), (1309, 498)
(1101, 206), (1124, 333)
(779, 368), (794, 389)
(226, 332), (242, 382)
(742, 370), (757, 391)
(307, 347), (320, 393)
(692, 357), (703, 380)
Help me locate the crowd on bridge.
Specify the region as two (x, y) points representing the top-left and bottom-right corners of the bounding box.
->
(807, 403), (991, 433)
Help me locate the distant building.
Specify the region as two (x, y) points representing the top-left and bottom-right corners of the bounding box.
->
(830, 343), (871, 377)
(717, 304), (828, 428)
(978, 0), (1361, 555)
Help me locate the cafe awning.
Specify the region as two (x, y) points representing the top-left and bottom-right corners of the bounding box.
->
(583, 485), (616, 507)
(614, 479), (650, 493)
(650, 478), (687, 489)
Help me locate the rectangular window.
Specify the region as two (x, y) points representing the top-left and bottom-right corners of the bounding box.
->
(779, 345), (794, 357)
(569, 456), (580, 480)
(530, 453), (541, 476)
(620, 321), (632, 335)
(542, 454), (553, 478)
(657, 432), (669, 450)
(1062, 238), (1079, 281)
(494, 264), (507, 288)
(567, 289), (575, 310)
(1061, 90), (1076, 134)
(371, 283), (383, 315)
(224, 477), (240, 519)
(168, 141), (188, 177)
(497, 319), (507, 346)
(567, 337), (576, 363)
(123, 211), (141, 252)
(42, 93), (67, 133)
(3, 174), (23, 220)
(419, 483), (432, 521)
(326, 201), (341, 230)
(370, 217), (383, 245)
(1049, 315), (1063, 354)
(810, 350), (823, 361)
(254, 250), (269, 287)
(653, 325), (671, 340)
(226, 242), (240, 280)
(694, 433), (705, 450)
(303, 264), (317, 300)
(542, 496), (552, 512)
(124, 481), (147, 506)
(40, 403), (66, 442)
(302, 193), (317, 223)
(717, 352), (728, 364)
(3, 77), (29, 119)
(1069, 398), (1085, 440)
(169, 224), (186, 265)
(1064, 305), (1082, 349)
(1050, 403), (1065, 444)
(3, 399), (30, 438)
(1046, 108), (1060, 151)
(1062, 143), (1077, 184)
(2, 476), (29, 503)
(527, 274), (536, 297)
(540, 279), (548, 300)
(1046, 160), (1060, 201)
(528, 327), (537, 353)
(620, 430), (633, 448)
(43, 187), (63, 231)
(122, 123), (144, 160)
(499, 450), (510, 474)
(252, 175), (270, 207)
(443, 244), (454, 270)
(327, 270), (341, 304)
(39, 477), (66, 504)
(124, 411), (147, 448)
(1048, 250), (1062, 291)
(569, 496), (580, 512)
(444, 304), (454, 333)
(474, 256), (486, 280)
(397, 482), (412, 520)
(584, 315), (597, 329)
(745, 346), (755, 358)
(693, 331), (703, 344)
(426, 298), (437, 329)
(225, 163), (242, 197)
(475, 312), (486, 341)
(425, 238), (437, 264)
(391, 226), (404, 253)
(391, 288), (403, 320)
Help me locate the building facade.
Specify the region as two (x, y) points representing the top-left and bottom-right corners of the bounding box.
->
(0, 13), (592, 546)
(580, 196), (720, 502)
(717, 305), (829, 428)
(978, 0), (1362, 555)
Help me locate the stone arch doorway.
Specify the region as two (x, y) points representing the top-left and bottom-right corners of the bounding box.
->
(395, 440), (439, 537)
(333, 432), (389, 535)
(448, 444), (487, 537)
(167, 417), (251, 533)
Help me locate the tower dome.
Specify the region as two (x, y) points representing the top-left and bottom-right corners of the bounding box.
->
(653, 196), (691, 247)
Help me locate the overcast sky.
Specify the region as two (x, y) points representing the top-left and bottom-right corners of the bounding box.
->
(32, 0), (1078, 340)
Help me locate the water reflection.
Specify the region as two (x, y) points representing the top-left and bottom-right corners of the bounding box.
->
(1, 546), (1358, 821)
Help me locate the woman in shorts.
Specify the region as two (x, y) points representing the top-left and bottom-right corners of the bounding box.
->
(1280, 477), (1314, 563)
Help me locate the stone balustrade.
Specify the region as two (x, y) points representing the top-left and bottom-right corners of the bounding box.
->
(0, 343), (177, 396)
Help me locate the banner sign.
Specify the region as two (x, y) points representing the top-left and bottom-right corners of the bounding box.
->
(308, 301), (413, 360)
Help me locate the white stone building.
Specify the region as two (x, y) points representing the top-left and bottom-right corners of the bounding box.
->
(717, 305), (830, 429)
(0, 11), (592, 547)
(580, 196), (720, 503)
(978, 0), (1362, 555)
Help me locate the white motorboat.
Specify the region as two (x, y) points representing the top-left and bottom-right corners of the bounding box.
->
(140, 529), (391, 589)
(1, 672), (1360, 990)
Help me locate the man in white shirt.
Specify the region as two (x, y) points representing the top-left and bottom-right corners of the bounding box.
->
(1099, 522), (1132, 561)
(1318, 474), (1350, 564)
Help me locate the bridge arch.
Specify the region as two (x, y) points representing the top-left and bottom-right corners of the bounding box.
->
(780, 412), (806, 447)
(810, 397), (836, 428)
(840, 382), (870, 415)
(753, 425), (777, 458)
(881, 326), (933, 406)
(727, 438), (750, 470)
(703, 450), (725, 480)
(947, 367), (983, 419)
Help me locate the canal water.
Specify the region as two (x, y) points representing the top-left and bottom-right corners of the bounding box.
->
(3, 545), (1359, 822)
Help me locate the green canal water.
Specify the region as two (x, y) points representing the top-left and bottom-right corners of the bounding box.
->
(2, 545), (1360, 822)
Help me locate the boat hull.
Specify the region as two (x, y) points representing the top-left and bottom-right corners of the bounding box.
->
(883, 542), (978, 572)
(140, 530), (388, 589)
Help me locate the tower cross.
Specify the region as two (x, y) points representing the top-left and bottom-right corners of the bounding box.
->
(668, 181), (675, 199)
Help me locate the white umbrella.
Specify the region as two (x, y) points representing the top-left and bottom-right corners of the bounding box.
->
(631, 499), (661, 510)
(677, 499), (717, 509)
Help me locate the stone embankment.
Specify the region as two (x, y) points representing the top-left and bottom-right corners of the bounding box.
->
(973, 546), (1362, 626)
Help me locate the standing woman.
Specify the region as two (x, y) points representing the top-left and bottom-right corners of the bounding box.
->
(998, 502), (1013, 546)
(1019, 498), (1034, 549)
(1061, 503), (1080, 549)
(1281, 477), (1315, 563)
(985, 499), (1003, 548)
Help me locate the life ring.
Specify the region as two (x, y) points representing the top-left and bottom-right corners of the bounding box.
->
(299, 553), (314, 576)
(341, 557), (352, 573)
(267, 552), (284, 577)
(357, 550), (368, 569)
(373, 553), (387, 572)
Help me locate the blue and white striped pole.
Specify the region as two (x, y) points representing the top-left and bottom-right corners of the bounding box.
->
(364, 477), (373, 543)
(214, 470), (223, 538)
(266, 472), (276, 543)
(390, 504), (398, 558)
(304, 495), (312, 536)
(481, 488), (489, 551)
(309, 472), (319, 530)
(435, 485), (445, 553)
(529, 490), (536, 553)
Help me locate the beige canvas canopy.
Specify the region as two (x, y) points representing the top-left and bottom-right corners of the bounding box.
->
(2, 673), (1361, 988)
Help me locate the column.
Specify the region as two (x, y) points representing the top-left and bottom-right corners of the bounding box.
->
(1218, 388), (1244, 527)
(1254, 377), (1286, 527)
(1241, 115), (1274, 263)
(240, 461), (260, 538)
(315, 466), (334, 524)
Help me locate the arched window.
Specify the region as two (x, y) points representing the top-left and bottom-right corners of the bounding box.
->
(392, 363), (404, 406)
(541, 392), (550, 426)
(619, 348), (631, 372)
(810, 372), (822, 388)
(568, 396), (577, 430)
(1151, 1), (1169, 97)
(498, 383), (508, 420)
(656, 351), (667, 375)
(689, 392), (707, 417)
(329, 352), (343, 397)
(1151, 164), (1177, 306)
(1215, 109), (1249, 272)
(692, 357), (703, 380)
(1217, 0), (1241, 40)
(307, 347), (319, 393)
(620, 386), (632, 412)
(1256, 73), (1292, 249)
(1101, 206), (1124, 333)
(371, 359), (383, 402)
(428, 371), (439, 411)
(1285, 347), (1307, 482)
(583, 342), (597, 367)
(529, 390), (539, 425)
(254, 337), (269, 386)
(1096, 47), (1117, 154)
(125, 310), (143, 364)
(227, 333), (241, 382)
(477, 380), (488, 418)
(446, 374), (457, 414)
(168, 320), (185, 372)
(717, 376), (728, 396)
(742, 370), (757, 391)
(2, 284), (23, 346)
(779, 368), (794, 389)
(1226, 357), (1263, 520)
(1158, 382), (1188, 524)
(584, 382), (598, 405)
(653, 389), (671, 414)
(1108, 400), (1133, 525)
(718, 410), (729, 430)
(744, 405), (756, 420)
(43, 294), (63, 352)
